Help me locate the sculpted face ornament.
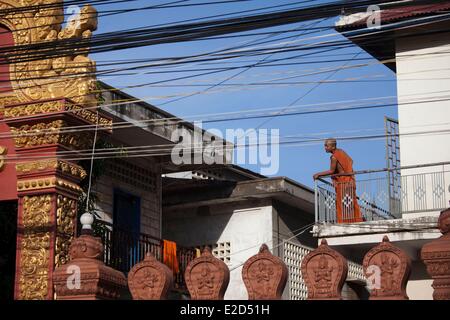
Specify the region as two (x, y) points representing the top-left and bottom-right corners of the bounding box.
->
(0, 146), (7, 171)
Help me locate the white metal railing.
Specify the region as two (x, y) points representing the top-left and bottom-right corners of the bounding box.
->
(315, 168), (450, 224)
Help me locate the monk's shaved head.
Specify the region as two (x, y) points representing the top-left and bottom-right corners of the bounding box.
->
(325, 138), (337, 148)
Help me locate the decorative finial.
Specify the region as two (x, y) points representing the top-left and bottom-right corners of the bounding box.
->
(259, 244), (269, 253)
(80, 211), (94, 234)
(202, 246), (212, 255)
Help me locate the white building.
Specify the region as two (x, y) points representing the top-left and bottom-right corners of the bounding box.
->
(314, 1), (450, 300)
(163, 167), (367, 300)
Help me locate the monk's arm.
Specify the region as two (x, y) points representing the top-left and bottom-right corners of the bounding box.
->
(313, 157), (337, 180)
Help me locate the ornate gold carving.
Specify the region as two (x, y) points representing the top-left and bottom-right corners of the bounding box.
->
(22, 195), (52, 228)
(0, 146), (7, 171)
(19, 194), (53, 300)
(58, 160), (87, 179)
(65, 102), (112, 129)
(3, 101), (62, 118)
(19, 232), (51, 300)
(16, 160), (87, 179)
(10, 120), (93, 149)
(3, 100), (112, 129)
(0, 95), (20, 108)
(10, 120), (63, 148)
(58, 131), (94, 150)
(55, 195), (77, 267)
(0, 0), (99, 108)
(17, 177), (83, 192)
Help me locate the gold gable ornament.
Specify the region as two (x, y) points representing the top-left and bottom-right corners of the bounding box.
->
(0, 0), (99, 108)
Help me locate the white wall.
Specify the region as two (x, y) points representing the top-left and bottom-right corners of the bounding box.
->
(163, 202), (274, 300)
(407, 280), (433, 300)
(396, 29), (450, 216)
(396, 30), (450, 168)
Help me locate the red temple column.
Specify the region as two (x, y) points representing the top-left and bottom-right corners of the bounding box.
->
(2, 98), (111, 300)
(421, 208), (450, 300)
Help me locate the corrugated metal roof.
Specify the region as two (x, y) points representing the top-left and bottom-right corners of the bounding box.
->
(338, 2), (450, 29)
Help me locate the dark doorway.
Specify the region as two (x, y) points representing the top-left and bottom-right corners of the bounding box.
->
(0, 201), (17, 300)
(113, 189), (140, 234)
(112, 189), (141, 272)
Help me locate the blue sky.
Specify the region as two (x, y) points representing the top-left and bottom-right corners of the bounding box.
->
(88, 0), (398, 187)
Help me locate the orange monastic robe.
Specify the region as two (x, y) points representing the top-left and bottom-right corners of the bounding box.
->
(163, 240), (179, 275)
(331, 149), (363, 224)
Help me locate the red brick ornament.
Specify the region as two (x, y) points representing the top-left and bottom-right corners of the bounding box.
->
(53, 233), (127, 300)
(242, 244), (288, 299)
(301, 239), (348, 300)
(421, 208), (450, 300)
(128, 252), (174, 300)
(363, 236), (411, 300)
(184, 247), (229, 300)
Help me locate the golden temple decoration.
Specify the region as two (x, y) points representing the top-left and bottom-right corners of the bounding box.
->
(22, 195), (52, 228)
(10, 120), (94, 149)
(3, 101), (62, 118)
(0, 95), (20, 110)
(16, 160), (87, 180)
(19, 194), (53, 300)
(65, 102), (113, 129)
(0, 146), (7, 171)
(18, 232), (51, 300)
(55, 195), (77, 267)
(10, 120), (64, 148)
(17, 177), (83, 192)
(0, 0), (99, 108)
(3, 100), (112, 129)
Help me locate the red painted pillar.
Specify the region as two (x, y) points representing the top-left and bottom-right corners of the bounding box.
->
(2, 98), (111, 300)
(0, 24), (14, 94)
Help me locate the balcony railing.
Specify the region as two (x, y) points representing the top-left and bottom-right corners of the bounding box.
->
(315, 168), (450, 224)
(90, 221), (196, 291)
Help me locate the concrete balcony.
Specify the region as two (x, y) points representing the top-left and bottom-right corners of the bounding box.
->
(313, 167), (450, 261)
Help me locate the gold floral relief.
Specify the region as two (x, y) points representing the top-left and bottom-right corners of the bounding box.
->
(18, 232), (51, 300)
(9, 120), (94, 149)
(3, 101), (62, 118)
(0, 0), (99, 108)
(22, 195), (52, 228)
(19, 194), (53, 300)
(16, 159), (87, 180)
(55, 195), (77, 267)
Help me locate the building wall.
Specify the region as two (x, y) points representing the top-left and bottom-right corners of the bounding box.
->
(93, 158), (161, 238)
(406, 280), (433, 300)
(272, 201), (316, 299)
(396, 27), (450, 218)
(163, 200), (275, 300)
(396, 27), (450, 167)
(163, 198), (317, 300)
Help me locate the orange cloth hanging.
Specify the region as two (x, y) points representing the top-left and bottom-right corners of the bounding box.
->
(163, 240), (179, 275)
(332, 149), (363, 224)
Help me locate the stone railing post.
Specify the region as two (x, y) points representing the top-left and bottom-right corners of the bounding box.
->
(242, 244), (288, 300)
(363, 236), (411, 300)
(421, 208), (450, 300)
(52, 216), (127, 300)
(128, 252), (174, 300)
(301, 239), (348, 300)
(185, 247), (230, 300)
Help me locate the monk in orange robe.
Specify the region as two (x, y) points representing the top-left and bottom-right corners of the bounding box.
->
(163, 240), (179, 275)
(314, 139), (363, 223)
